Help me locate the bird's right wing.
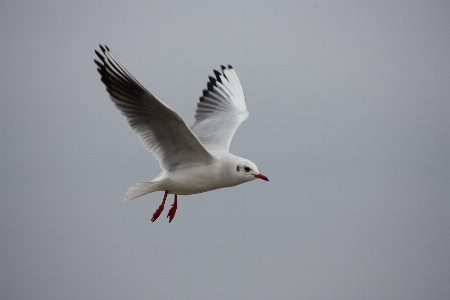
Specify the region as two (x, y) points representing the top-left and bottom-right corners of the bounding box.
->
(190, 65), (249, 152)
(95, 45), (213, 171)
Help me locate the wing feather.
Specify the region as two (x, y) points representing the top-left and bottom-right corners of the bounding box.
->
(191, 66), (248, 152)
(95, 45), (213, 171)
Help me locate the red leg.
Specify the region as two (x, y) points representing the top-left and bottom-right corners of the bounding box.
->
(151, 190), (168, 222)
(167, 194), (178, 223)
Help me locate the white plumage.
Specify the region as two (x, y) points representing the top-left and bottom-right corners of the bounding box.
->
(95, 45), (268, 222)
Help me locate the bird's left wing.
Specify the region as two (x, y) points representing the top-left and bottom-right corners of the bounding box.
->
(95, 45), (213, 171)
(190, 65), (249, 152)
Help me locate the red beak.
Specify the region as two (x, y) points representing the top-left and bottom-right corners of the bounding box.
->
(254, 173), (269, 181)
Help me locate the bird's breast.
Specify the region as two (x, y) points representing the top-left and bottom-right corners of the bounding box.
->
(163, 163), (238, 195)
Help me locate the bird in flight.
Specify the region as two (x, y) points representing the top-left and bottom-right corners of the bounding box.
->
(94, 45), (268, 223)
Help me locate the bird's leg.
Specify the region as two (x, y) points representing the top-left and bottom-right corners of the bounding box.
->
(151, 190), (168, 222)
(167, 194), (178, 223)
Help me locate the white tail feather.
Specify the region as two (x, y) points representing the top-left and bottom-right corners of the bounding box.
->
(124, 182), (159, 201)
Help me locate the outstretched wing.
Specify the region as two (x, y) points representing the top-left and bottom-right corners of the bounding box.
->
(190, 65), (249, 152)
(94, 45), (213, 171)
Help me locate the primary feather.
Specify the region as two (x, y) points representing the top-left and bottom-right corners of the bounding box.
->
(191, 65), (249, 152)
(95, 45), (213, 171)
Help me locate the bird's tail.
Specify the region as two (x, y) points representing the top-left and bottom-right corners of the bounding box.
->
(124, 182), (159, 201)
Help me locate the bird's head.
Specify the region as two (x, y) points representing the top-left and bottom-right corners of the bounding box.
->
(234, 157), (269, 183)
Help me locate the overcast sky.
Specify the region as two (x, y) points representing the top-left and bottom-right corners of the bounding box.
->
(1, 1), (449, 299)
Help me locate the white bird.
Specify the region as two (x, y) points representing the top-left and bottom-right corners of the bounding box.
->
(95, 45), (268, 222)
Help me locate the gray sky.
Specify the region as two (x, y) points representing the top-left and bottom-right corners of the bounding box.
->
(1, 1), (449, 299)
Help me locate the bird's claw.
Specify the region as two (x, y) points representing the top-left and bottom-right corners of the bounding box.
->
(167, 196), (177, 223)
(151, 204), (164, 222)
(151, 190), (168, 222)
(167, 204), (177, 223)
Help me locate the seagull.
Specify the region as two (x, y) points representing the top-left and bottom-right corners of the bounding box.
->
(94, 45), (268, 223)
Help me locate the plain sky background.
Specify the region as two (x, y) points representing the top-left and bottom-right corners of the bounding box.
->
(1, 1), (449, 299)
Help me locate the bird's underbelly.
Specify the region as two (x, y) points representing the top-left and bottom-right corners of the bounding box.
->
(162, 167), (238, 195)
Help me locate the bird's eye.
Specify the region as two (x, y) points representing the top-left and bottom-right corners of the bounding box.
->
(244, 166), (251, 172)
(236, 166), (240, 172)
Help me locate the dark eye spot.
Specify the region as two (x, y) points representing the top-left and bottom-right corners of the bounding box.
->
(236, 166), (240, 172)
(244, 166), (251, 172)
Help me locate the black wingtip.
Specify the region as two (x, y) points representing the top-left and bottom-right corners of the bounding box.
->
(94, 50), (105, 62)
(213, 70), (222, 83)
(207, 81), (215, 92)
(228, 64), (233, 69)
(105, 45), (110, 51)
(94, 59), (103, 69)
(220, 65), (229, 79)
(99, 44), (106, 52)
(208, 76), (217, 85)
